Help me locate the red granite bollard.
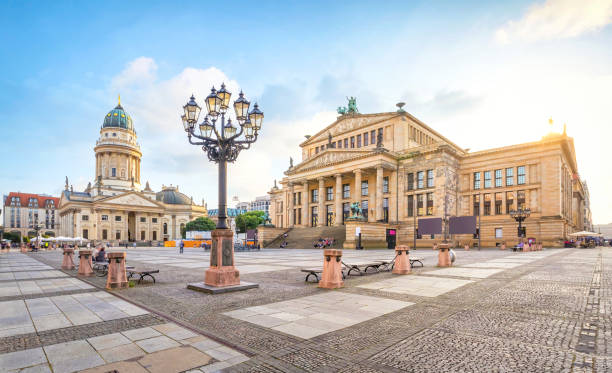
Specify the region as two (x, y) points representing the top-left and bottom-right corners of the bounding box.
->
(20, 244), (27, 253)
(204, 229), (240, 287)
(77, 250), (94, 277)
(437, 243), (452, 267)
(61, 248), (75, 270)
(392, 245), (411, 275)
(464, 244), (470, 251)
(319, 249), (344, 289)
(501, 243), (506, 250)
(106, 252), (128, 289)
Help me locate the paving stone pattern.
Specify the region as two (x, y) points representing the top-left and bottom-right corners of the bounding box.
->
(15, 246), (612, 372)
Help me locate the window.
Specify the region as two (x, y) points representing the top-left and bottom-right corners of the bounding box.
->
(495, 169), (502, 187)
(115, 216), (121, 222)
(101, 215), (108, 221)
(343, 203), (350, 222)
(321, 145), (325, 152)
(427, 170), (434, 188)
(506, 191), (514, 213)
(115, 231), (121, 240)
(140, 217), (146, 223)
(495, 193), (502, 214)
(344, 138), (348, 148)
(474, 172), (481, 189)
(484, 171), (492, 188)
(112, 168), (116, 177)
(370, 130), (376, 144)
(350, 136), (355, 148)
(383, 198), (389, 222)
(518, 166), (526, 185)
(517, 190), (526, 210)
(473, 194), (480, 216)
(361, 181), (368, 196)
(426, 193), (434, 215)
(83, 229), (88, 239)
(342, 184), (350, 199)
(337, 140), (342, 148)
(82, 215), (89, 221)
(141, 231), (145, 240)
(357, 134), (361, 147)
(315, 147), (319, 154)
(102, 229), (108, 240)
(311, 189), (318, 203)
(383, 176), (389, 193)
(483, 194), (491, 215)
(417, 194), (424, 216)
(417, 171), (424, 189)
(163, 223), (168, 235)
(112, 133), (116, 137)
(364, 132), (369, 146)
(152, 231), (157, 240)
(378, 128), (383, 144)
(506, 168), (514, 186)
(407, 195), (414, 217)
(495, 228), (503, 238)
(361, 200), (368, 220)
(326, 186), (333, 201)
(407, 173), (414, 191)
(297, 192), (301, 205)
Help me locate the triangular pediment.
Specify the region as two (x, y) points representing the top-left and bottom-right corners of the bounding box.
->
(286, 149), (374, 175)
(98, 192), (163, 208)
(302, 113), (398, 146)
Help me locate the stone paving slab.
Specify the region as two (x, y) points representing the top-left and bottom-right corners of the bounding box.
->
(423, 267), (505, 278)
(357, 275), (474, 297)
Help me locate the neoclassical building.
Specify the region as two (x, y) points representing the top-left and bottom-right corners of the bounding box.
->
(58, 97), (207, 243)
(269, 102), (589, 248)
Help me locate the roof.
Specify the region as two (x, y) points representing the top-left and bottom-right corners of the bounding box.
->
(155, 188), (192, 205)
(4, 192), (59, 207)
(103, 101), (134, 131)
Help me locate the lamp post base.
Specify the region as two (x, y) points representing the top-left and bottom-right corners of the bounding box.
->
(204, 228), (240, 287)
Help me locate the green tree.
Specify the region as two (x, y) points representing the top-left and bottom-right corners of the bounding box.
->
(2, 231), (20, 242)
(235, 211), (265, 233)
(182, 217), (216, 238)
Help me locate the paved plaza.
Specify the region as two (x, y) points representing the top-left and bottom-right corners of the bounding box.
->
(0, 246), (610, 372)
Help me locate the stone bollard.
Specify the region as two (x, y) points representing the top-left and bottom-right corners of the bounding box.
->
(437, 243), (452, 267)
(464, 244), (470, 251)
(20, 245), (27, 253)
(501, 243), (506, 250)
(318, 249), (344, 289)
(106, 252), (128, 289)
(392, 245), (411, 275)
(77, 250), (94, 277)
(61, 248), (75, 270)
(538, 243), (543, 251)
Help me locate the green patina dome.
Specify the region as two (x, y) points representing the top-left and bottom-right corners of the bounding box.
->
(103, 97), (134, 131)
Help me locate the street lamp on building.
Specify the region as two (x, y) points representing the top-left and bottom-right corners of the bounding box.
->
(510, 208), (531, 240)
(181, 84), (263, 292)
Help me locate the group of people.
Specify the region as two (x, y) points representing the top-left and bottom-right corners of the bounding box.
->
(313, 237), (335, 249)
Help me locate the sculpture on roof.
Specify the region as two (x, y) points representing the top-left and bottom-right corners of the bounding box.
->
(289, 157), (293, 168)
(337, 96), (358, 115)
(65, 176), (69, 191)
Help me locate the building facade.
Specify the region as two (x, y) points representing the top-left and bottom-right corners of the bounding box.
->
(58, 97), (207, 243)
(234, 195), (271, 215)
(269, 103), (587, 248)
(3, 193), (60, 239)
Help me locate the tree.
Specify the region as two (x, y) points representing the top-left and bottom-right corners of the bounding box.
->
(235, 211), (265, 233)
(182, 217), (216, 238)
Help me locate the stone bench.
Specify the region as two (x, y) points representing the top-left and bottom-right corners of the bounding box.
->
(301, 267), (346, 282)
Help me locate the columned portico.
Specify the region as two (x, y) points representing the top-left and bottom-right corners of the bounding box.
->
(334, 174), (342, 226)
(353, 169), (362, 202)
(288, 182), (295, 227)
(376, 166), (384, 221)
(302, 180), (309, 227)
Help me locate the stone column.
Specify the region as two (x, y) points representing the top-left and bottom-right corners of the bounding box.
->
(288, 182), (295, 227)
(353, 169), (362, 202)
(318, 177), (325, 227)
(302, 180), (309, 227)
(376, 166), (384, 221)
(334, 174), (342, 226)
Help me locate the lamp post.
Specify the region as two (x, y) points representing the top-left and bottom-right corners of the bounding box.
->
(181, 84), (263, 290)
(510, 208), (531, 242)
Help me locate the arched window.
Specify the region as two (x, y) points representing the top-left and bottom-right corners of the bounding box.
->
(163, 223), (168, 235)
(180, 223), (185, 235)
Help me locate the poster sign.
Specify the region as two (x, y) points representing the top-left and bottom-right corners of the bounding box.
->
(355, 227), (361, 236)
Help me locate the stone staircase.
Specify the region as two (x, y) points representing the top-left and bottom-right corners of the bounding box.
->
(265, 226), (346, 249)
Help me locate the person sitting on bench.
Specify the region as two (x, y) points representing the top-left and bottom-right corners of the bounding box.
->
(94, 246), (107, 262)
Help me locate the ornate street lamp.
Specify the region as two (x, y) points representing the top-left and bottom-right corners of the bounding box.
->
(509, 208), (531, 239)
(181, 84), (263, 291)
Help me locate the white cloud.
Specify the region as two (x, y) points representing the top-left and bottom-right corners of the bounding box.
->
(111, 57), (158, 88)
(496, 0), (612, 43)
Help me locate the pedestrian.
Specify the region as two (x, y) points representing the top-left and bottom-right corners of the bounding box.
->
(179, 240), (184, 254)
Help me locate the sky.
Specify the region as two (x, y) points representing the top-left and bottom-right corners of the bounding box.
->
(1, 0), (611, 223)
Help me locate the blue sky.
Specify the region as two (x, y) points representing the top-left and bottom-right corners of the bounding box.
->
(1, 0), (612, 223)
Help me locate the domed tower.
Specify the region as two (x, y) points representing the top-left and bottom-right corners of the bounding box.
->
(93, 96), (142, 195)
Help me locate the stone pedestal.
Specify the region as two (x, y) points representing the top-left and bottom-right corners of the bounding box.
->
(392, 245), (411, 275)
(501, 244), (506, 250)
(106, 252), (128, 289)
(437, 243), (452, 267)
(464, 244), (470, 251)
(61, 248), (75, 270)
(20, 245), (27, 253)
(204, 229), (240, 287)
(78, 250), (94, 277)
(319, 249), (344, 289)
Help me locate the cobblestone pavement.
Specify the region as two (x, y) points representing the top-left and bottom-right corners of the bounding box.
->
(18, 246), (612, 372)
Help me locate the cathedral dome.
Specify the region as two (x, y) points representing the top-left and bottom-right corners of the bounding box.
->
(102, 96), (134, 131)
(156, 187), (191, 205)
